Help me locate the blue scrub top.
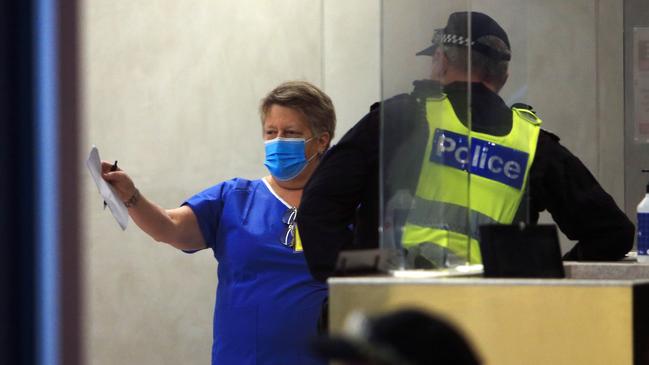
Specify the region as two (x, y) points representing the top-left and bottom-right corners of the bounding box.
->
(183, 178), (328, 365)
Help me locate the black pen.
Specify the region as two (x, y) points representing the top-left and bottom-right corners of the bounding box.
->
(104, 160), (118, 209)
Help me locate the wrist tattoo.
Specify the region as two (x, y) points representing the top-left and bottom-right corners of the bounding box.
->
(124, 189), (140, 208)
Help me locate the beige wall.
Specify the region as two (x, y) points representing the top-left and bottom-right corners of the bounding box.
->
(81, 1), (625, 364)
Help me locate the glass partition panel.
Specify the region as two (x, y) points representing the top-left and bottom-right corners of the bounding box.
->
(380, 0), (531, 271)
(625, 1), (649, 244)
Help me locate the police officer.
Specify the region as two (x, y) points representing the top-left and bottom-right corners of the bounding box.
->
(298, 11), (634, 280)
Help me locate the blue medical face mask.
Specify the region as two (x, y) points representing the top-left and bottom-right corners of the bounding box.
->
(264, 137), (316, 181)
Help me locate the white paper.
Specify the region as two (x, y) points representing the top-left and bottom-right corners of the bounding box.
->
(86, 146), (129, 230)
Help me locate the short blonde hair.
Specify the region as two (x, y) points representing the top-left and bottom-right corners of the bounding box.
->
(260, 81), (336, 146)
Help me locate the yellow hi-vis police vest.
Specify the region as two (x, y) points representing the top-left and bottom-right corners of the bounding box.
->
(401, 96), (541, 264)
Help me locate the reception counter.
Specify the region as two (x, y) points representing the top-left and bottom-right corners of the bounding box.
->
(564, 260), (649, 280)
(328, 274), (649, 365)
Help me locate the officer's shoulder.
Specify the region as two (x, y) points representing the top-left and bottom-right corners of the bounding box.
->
(385, 92), (418, 104)
(411, 79), (444, 100)
(374, 93), (421, 114)
(511, 102), (535, 112)
(368, 94), (408, 113)
(511, 103), (541, 125)
(539, 129), (561, 142)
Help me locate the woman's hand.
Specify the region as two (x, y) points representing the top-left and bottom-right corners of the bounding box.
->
(98, 160), (205, 250)
(101, 160), (136, 202)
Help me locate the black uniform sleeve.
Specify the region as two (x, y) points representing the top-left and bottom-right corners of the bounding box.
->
(298, 105), (380, 282)
(529, 131), (634, 260)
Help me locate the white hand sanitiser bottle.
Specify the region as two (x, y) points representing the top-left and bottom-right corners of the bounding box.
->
(638, 170), (649, 262)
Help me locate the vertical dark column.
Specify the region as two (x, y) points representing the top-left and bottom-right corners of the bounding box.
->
(0, 1), (36, 364)
(0, 0), (81, 364)
(58, 0), (81, 364)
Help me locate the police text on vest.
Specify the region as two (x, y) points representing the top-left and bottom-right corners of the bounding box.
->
(430, 129), (529, 189)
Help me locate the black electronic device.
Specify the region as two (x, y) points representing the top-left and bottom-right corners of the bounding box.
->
(334, 249), (391, 277)
(478, 224), (565, 278)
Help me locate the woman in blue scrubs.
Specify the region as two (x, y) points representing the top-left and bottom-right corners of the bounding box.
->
(101, 81), (335, 365)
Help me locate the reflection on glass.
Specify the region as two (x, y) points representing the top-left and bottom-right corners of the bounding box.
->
(380, 2), (532, 271)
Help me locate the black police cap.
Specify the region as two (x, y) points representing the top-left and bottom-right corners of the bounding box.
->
(416, 11), (511, 61)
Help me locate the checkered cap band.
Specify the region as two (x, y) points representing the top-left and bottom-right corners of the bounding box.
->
(434, 31), (511, 61)
(441, 33), (474, 47)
